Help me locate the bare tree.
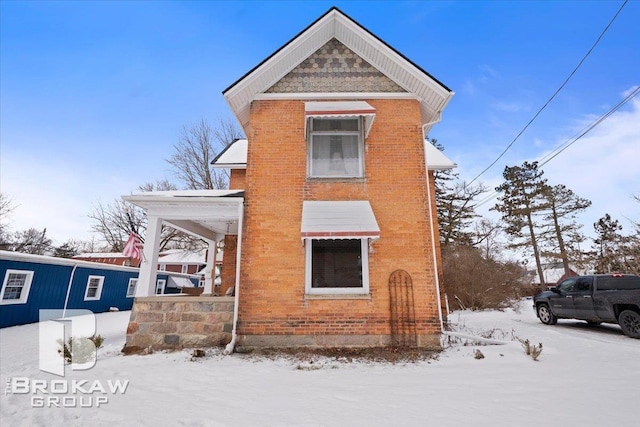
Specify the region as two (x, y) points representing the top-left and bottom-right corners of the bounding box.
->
(89, 180), (179, 252)
(89, 198), (145, 252)
(9, 228), (52, 255)
(0, 193), (16, 247)
(167, 117), (243, 190)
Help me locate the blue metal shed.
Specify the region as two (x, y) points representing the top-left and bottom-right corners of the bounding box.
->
(1, 251), (203, 328)
(0, 251), (139, 328)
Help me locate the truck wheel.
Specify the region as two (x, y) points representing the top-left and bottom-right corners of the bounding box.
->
(618, 310), (640, 338)
(537, 304), (558, 325)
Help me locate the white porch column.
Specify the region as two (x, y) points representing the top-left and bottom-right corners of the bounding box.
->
(203, 239), (216, 295)
(136, 215), (163, 297)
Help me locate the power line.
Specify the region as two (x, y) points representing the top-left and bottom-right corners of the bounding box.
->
(538, 86), (639, 168)
(467, 0), (629, 186)
(472, 86), (640, 209)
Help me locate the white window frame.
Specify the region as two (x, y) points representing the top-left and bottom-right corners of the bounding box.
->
(181, 264), (188, 274)
(155, 279), (166, 295)
(0, 269), (34, 305)
(159, 264), (166, 272)
(84, 275), (104, 301)
(307, 117), (364, 179)
(126, 278), (138, 298)
(304, 238), (370, 295)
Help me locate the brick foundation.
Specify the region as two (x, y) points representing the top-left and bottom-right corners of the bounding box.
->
(238, 333), (441, 350)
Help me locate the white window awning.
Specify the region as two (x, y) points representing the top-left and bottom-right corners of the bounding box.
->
(301, 201), (380, 240)
(305, 101), (376, 137)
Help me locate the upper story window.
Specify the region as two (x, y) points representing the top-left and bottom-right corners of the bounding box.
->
(309, 118), (363, 178)
(305, 101), (376, 180)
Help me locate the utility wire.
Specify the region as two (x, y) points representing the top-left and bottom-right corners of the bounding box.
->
(538, 86), (639, 168)
(473, 86), (640, 209)
(467, 0), (629, 186)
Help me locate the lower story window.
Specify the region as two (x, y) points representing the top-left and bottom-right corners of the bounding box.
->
(84, 276), (104, 301)
(156, 279), (166, 295)
(1, 270), (34, 305)
(126, 278), (138, 297)
(305, 238), (369, 295)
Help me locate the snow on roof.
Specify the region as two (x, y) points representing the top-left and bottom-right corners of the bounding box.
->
(211, 139), (248, 169)
(301, 200), (380, 239)
(211, 138), (457, 171)
(424, 143), (457, 170)
(125, 189), (243, 199)
(74, 252), (128, 258)
(158, 249), (207, 265)
(2, 250), (138, 272)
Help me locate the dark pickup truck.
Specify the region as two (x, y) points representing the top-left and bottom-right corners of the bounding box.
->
(533, 274), (640, 338)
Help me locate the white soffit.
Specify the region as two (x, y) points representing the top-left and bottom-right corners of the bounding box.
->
(223, 7), (453, 135)
(211, 139), (248, 169)
(305, 101), (376, 138)
(301, 200), (380, 239)
(424, 142), (457, 170)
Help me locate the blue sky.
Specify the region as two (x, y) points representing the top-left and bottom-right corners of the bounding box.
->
(1, 0), (639, 246)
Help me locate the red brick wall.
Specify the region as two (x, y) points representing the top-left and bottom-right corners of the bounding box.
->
(236, 99), (442, 344)
(229, 169), (246, 190)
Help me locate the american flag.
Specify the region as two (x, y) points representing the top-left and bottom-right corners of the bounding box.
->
(123, 232), (143, 261)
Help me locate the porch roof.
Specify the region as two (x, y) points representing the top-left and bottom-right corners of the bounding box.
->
(123, 190), (244, 240)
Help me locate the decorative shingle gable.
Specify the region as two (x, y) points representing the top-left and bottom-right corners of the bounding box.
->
(266, 39), (406, 94)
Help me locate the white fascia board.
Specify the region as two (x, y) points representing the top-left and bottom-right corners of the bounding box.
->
(254, 92), (418, 101)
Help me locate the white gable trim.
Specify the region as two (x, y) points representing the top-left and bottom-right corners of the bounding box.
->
(224, 8), (453, 136)
(254, 92), (418, 101)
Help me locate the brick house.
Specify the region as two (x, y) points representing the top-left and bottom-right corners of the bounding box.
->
(123, 7), (455, 351)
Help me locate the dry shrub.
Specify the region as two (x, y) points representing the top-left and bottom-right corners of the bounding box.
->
(442, 245), (529, 311)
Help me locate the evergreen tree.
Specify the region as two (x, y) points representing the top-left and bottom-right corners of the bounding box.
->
(593, 214), (623, 273)
(494, 161), (548, 287)
(53, 242), (80, 258)
(539, 184), (591, 275)
(431, 140), (486, 248)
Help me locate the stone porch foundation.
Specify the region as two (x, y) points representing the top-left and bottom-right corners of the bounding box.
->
(122, 296), (234, 353)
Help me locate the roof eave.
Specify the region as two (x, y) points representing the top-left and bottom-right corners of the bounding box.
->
(223, 7), (453, 134)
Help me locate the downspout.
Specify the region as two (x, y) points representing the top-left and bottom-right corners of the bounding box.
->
(422, 116), (445, 334)
(62, 264), (79, 318)
(224, 200), (244, 355)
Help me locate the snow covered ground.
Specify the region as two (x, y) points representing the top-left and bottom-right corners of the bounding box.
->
(1, 300), (638, 427)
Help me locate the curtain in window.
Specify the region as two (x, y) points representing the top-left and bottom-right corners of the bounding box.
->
(312, 135), (359, 176)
